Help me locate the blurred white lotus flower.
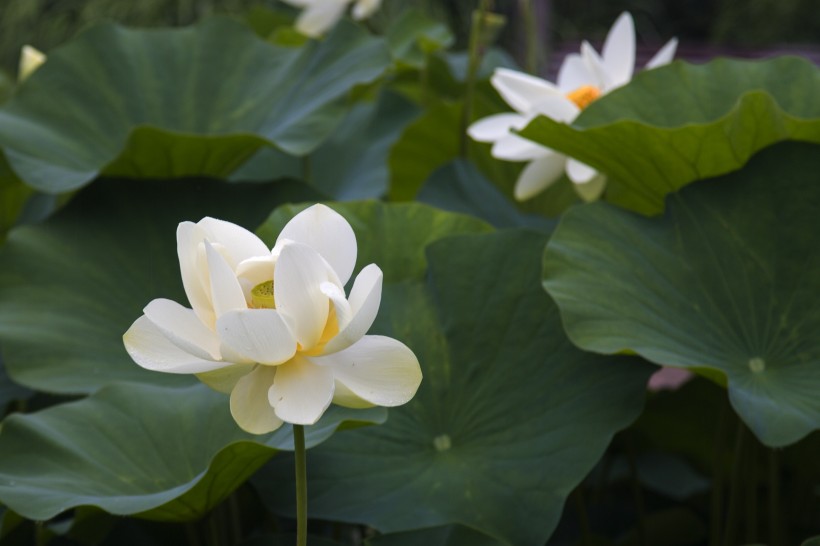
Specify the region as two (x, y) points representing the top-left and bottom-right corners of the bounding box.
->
(282, 0), (382, 38)
(124, 204), (422, 434)
(468, 12), (678, 201)
(18, 45), (45, 82)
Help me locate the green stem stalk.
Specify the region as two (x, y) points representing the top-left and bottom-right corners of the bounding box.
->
(744, 436), (758, 542)
(625, 433), (647, 546)
(294, 424), (307, 546)
(723, 418), (746, 546)
(709, 402), (729, 546)
(768, 449), (781, 545)
(459, 0), (494, 157)
(520, 0), (538, 74)
(572, 486), (592, 546)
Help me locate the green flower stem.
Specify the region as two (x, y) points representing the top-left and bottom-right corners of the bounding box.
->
(519, 0), (538, 74)
(768, 449), (781, 545)
(744, 436), (758, 542)
(459, 0), (494, 157)
(294, 424), (308, 546)
(723, 418), (747, 546)
(709, 401), (729, 546)
(625, 433), (647, 546)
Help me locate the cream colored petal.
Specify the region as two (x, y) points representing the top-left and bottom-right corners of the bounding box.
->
(566, 158), (599, 184)
(331, 380), (376, 408)
(468, 113), (528, 143)
(197, 217), (269, 269)
(205, 241), (247, 319)
(580, 41), (612, 91)
(143, 298), (221, 360)
(276, 204), (357, 286)
(269, 355), (335, 425)
(230, 365), (283, 434)
(491, 68), (561, 114)
(352, 0), (381, 19)
(645, 37), (678, 70)
(491, 134), (549, 162)
(574, 173), (607, 202)
(556, 53), (595, 93)
(320, 282), (353, 330)
(18, 45), (45, 82)
(217, 309), (297, 365)
(322, 264), (382, 355)
(312, 335), (421, 407)
(601, 12), (636, 89)
(176, 222), (215, 328)
(196, 364), (255, 394)
(514, 152), (567, 201)
(295, 0), (349, 38)
(274, 242), (331, 349)
(123, 316), (228, 374)
(531, 95), (581, 123)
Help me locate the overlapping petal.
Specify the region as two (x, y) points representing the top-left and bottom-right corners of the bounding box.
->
(312, 335), (422, 407)
(197, 217), (269, 269)
(123, 316), (228, 374)
(217, 309), (297, 366)
(204, 241), (247, 318)
(269, 355), (335, 425)
(143, 298), (221, 360)
(514, 152), (567, 201)
(230, 365), (283, 434)
(274, 242), (332, 349)
(322, 264), (383, 355)
(276, 204), (357, 286)
(491, 68), (561, 114)
(467, 113), (528, 143)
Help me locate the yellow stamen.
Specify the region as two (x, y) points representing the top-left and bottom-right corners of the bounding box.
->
(566, 85), (601, 110)
(250, 281), (276, 309)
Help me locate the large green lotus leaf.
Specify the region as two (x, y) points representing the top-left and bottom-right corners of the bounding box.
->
(418, 159), (555, 232)
(519, 57), (820, 215)
(0, 382), (385, 521)
(254, 228), (653, 546)
(0, 178), (321, 394)
(543, 141), (820, 447)
(0, 18), (389, 193)
(233, 91), (420, 200)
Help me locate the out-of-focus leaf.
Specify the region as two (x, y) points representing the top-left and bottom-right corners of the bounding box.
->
(0, 18), (389, 193)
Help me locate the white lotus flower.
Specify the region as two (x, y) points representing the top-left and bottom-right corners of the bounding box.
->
(18, 45), (45, 82)
(123, 204), (422, 434)
(282, 0), (382, 38)
(468, 12), (678, 201)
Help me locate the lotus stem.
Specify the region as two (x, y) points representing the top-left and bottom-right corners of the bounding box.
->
(294, 424), (308, 546)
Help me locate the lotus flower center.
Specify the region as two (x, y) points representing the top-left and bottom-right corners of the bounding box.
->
(250, 280), (276, 309)
(566, 85), (601, 110)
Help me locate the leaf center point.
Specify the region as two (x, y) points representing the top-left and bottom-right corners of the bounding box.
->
(748, 357), (766, 374)
(433, 434), (452, 452)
